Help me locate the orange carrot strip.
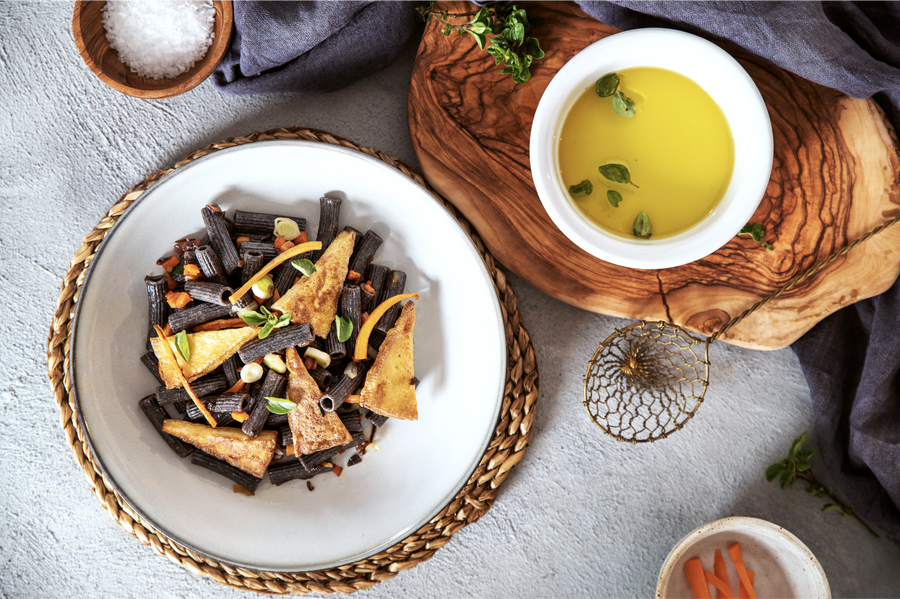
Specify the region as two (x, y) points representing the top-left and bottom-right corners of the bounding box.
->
(684, 558), (711, 599)
(224, 380), (246, 394)
(228, 241), (321, 304)
(353, 294), (419, 361)
(190, 317), (246, 332)
(236, 236), (249, 248)
(153, 325), (217, 427)
(738, 571), (754, 599)
(231, 411), (249, 423)
(728, 544), (756, 599)
(285, 443), (295, 457)
(714, 549), (728, 599)
(347, 394), (361, 403)
(165, 272), (178, 291)
(704, 571), (735, 599)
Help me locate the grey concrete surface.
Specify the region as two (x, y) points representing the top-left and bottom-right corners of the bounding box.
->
(2, 3), (899, 598)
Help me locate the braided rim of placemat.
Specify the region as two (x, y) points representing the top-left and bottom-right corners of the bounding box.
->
(45, 127), (539, 594)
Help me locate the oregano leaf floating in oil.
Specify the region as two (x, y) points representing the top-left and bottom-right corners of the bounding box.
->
(633, 212), (652, 239)
(611, 90), (636, 118)
(595, 73), (619, 98)
(568, 180), (593, 197)
(599, 163), (639, 188)
(607, 190), (623, 207)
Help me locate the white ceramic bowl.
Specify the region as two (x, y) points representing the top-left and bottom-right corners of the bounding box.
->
(656, 517), (830, 598)
(530, 28), (773, 269)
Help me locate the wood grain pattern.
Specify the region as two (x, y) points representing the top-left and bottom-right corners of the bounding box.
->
(408, 1), (900, 350)
(72, 0), (233, 99)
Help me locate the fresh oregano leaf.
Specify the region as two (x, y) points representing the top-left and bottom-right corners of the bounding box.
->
(568, 180), (593, 197)
(174, 329), (190, 362)
(291, 258), (317, 276)
(265, 397), (297, 415)
(611, 91), (636, 118)
(633, 212), (652, 239)
(595, 73), (619, 98)
(240, 310), (267, 327)
(739, 222), (765, 242)
(607, 190), (623, 207)
(335, 315), (353, 343)
(598, 163), (638, 187)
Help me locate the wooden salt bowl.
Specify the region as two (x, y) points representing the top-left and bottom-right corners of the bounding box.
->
(408, 1), (900, 350)
(72, 0), (233, 99)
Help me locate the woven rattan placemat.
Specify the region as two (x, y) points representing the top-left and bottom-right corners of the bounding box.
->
(46, 127), (539, 594)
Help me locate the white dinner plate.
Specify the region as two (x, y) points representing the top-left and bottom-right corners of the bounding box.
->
(70, 140), (506, 571)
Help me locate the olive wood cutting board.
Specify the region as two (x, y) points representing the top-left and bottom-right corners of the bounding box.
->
(407, 1), (900, 350)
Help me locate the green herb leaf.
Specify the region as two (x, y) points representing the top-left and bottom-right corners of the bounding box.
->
(611, 91), (636, 118)
(568, 180), (593, 197)
(259, 321), (275, 339)
(598, 163), (638, 187)
(291, 258), (317, 276)
(335, 315), (353, 343)
(762, 242), (774, 251)
(739, 222), (765, 242)
(265, 397), (297, 415)
(822, 504), (845, 515)
(240, 311), (267, 327)
(765, 462), (784, 482)
(174, 329), (190, 362)
(274, 314), (291, 329)
(170, 261), (184, 276)
(595, 73), (619, 98)
(607, 190), (623, 207)
(633, 212), (652, 239)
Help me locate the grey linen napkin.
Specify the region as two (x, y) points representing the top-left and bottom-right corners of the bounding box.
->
(576, 0), (900, 543)
(213, 1), (420, 94)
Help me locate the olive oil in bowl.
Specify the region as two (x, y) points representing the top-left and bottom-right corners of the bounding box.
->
(558, 67), (735, 239)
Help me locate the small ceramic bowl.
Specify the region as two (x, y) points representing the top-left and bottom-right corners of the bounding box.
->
(72, 0), (233, 99)
(656, 517), (830, 599)
(530, 28), (773, 269)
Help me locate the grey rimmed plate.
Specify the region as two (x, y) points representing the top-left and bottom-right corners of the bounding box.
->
(70, 141), (506, 571)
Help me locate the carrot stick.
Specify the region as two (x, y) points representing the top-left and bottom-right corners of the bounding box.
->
(190, 317), (246, 332)
(704, 571), (735, 599)
(714, 549), (728, 599)
(684, 558), (711, 599)
(738, 572), (755, 599)
(228, 241), (322, 304)
(153, 325), (216, 427)
(353, 293), (419, 361)
(223, 380), (247, 394)
(728, 544), (756, 599)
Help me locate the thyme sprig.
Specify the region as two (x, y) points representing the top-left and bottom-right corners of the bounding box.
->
(417, 2), (545, 84)
(766, 431), (879, 538)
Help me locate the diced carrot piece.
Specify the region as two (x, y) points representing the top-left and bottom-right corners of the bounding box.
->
(159, 255), (180, 271)
(304, 356), (317, 370)
(684, 558), (711, 599)
(332, 465), (343, 477)
(347, 270), (361, 282)
(280, 240), (294, 253)
(182, 263), (202, 280)
(231, 411), (249, 423)
(704, 571), (735, 599)
(738, 572), (755, 599)
(165, 291), (192, 309)
(285, 443), (295, 457)
(714, 549), (728, 599)
(273, 235), (286, 249)
(295, 231), (308, 244)
(236, 236), (249, 248)
(165, 272), (177, 291)
(728, 544), (756, 599)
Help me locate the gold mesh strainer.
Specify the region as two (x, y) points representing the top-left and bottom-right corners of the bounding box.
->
(584, 213), (900, 443)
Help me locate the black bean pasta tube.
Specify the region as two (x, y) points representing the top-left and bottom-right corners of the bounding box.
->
(145, 274), (168, 338)
(200, 205), (240, 274)
(195, 244), (229, 285)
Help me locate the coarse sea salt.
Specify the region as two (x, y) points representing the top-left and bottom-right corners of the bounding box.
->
(102, 0), (216, 80)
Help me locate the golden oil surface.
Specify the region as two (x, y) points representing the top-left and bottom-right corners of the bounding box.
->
(558, 67), (734, 239)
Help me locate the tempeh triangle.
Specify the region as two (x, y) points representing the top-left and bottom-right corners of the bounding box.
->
(272, 229), (356, 338)
(151, 326), (258, 388)
(359, 301), (418, 420)
(161, 420), (276, 478)
(285, 346), (353, 455)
